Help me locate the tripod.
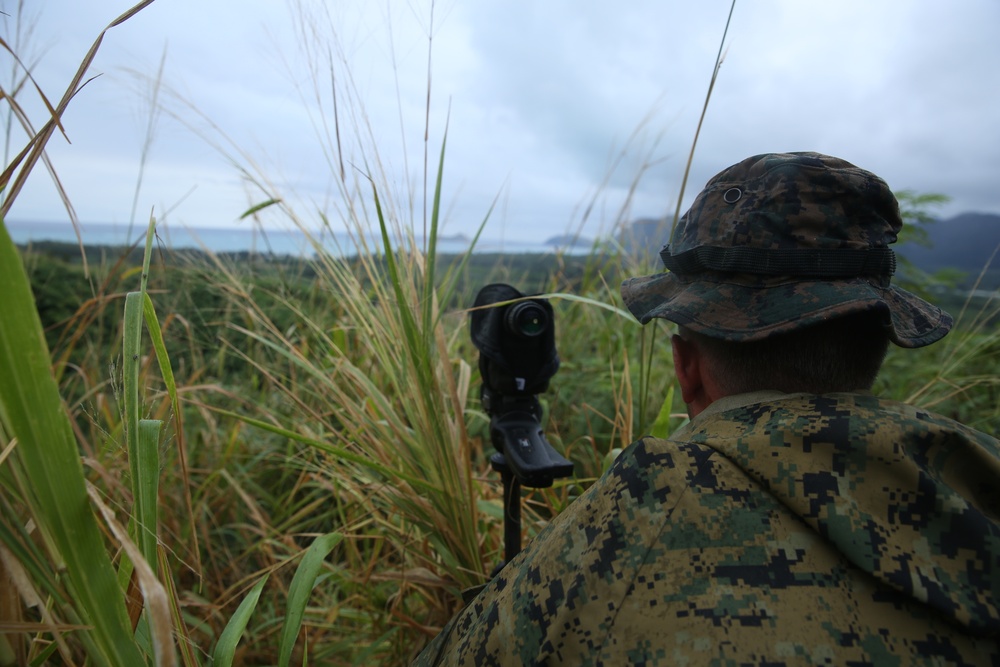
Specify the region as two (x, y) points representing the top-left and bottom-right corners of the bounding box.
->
(468, 282), (572, 573)
(485, 395), (573, 572)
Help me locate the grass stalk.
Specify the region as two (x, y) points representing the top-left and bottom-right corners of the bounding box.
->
(213, 574), (269, 667)
(0, 217), (144, 664)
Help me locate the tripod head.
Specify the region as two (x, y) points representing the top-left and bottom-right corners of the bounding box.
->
(470, 284), (574, 488)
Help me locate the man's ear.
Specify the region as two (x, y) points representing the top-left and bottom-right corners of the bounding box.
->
(671, 334), (702, 406)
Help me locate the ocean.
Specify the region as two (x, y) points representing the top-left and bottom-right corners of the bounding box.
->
(5, 220), (585, 257)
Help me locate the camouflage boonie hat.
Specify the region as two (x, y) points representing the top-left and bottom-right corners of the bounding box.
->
(620, 152), (952, 348)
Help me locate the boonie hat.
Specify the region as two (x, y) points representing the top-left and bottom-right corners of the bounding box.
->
(620, 152), (952, 348)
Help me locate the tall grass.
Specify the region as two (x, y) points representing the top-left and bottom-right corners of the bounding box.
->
(1, 2), (997, 666)
(0, 5), (348, 664)
(879, 257), (1000, 432)
(0, 4), (170, 665)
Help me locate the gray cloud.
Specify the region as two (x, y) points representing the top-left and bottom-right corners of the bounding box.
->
(7, 0), (999, 242)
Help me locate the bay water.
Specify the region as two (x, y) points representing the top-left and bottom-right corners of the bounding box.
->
(7, 220), (584, 257)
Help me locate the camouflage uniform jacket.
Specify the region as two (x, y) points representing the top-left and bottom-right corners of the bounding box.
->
(413, 391), (1000, 666)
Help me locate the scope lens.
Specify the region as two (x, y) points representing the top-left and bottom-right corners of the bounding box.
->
(505, 302), (548, 337)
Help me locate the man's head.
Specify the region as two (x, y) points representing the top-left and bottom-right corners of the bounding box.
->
(621, 152), (951, 412)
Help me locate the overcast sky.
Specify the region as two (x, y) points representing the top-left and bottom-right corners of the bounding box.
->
(6, 1), (1000, 244)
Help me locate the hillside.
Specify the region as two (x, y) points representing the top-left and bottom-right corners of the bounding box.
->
(896, 212), (1000, 285)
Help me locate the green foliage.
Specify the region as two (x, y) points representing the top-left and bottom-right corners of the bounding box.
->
(13, 211), (999, 664)
(278, 532), (344, 667)
(213, 574), (268, 667)
(892, 189), (967, 303)
(877, 299), (1000, 433)
(2, 3), (997, 665)
(895, 189), (950, 244)
(0, 218), (147, 665)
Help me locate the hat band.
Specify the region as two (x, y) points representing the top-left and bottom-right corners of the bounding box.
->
(660, 245), (896, 278)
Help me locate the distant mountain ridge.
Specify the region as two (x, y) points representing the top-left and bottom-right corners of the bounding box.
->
(896, 212), (1000, 276)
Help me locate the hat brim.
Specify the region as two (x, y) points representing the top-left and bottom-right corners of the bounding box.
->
(620, 272), (952, 348)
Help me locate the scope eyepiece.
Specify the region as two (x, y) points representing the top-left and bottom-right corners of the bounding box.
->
(504, 301), (549, 338)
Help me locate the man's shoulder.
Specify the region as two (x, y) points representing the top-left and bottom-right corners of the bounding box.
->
(554, 437), (721, 531)
(675, 391), (998, 452)
(602, 434), (745, 509)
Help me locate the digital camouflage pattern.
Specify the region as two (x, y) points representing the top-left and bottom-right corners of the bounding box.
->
(620, 152), (953, 348)
(413, 392), (1000, 665)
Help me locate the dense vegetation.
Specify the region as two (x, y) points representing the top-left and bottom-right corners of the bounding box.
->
(4, 213), (998, 667)
(1, 4), (997, 665)
(23, 239), (1000, 429)
(5, 235), (664, 664)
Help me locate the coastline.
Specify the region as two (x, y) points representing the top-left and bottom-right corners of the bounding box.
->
(5, 220), (596, 258)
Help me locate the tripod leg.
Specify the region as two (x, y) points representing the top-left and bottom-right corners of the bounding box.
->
(502, 468), (522, 566)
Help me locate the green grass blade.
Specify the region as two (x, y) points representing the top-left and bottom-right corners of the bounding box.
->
(370, 183), (428, 391)
(136, 419), (162, 570)
(278, 532), (343, 667)
(207, 406), (438, 493)
(434, 193), (496, 322)
(140, 215), (156, 294)
(125, 218), (168, 574)
(421, 126), (447, 335)
(123, 291), (145, 519)
(141, 291), (199, 569)
(0, 219), (144, 664)
(649, 384), (677, 439)
(142, 293), (178, 401)
(213, 574), (269, 667)
(240, 198), (283, 220)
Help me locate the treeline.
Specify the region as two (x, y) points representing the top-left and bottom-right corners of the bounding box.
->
(21, 240), (995, 355)
(19, 241), (620, 376)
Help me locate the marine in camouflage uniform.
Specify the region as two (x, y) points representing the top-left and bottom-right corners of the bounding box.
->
(413, 153), (1000, 665)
